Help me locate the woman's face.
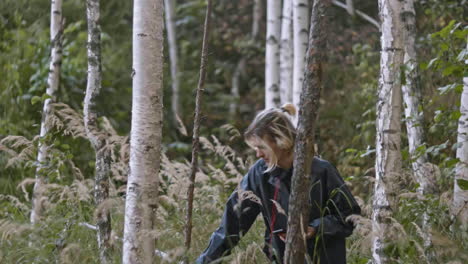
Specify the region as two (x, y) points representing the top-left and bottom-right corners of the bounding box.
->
(254, 143), (274, 164)
(251, 136), (291, 166)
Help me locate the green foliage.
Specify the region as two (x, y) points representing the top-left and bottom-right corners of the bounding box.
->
(421, 20), (467, 168)
(1, 0), (467, 263)
(457, 179), (468, 191)
(0, 128), (268, 263)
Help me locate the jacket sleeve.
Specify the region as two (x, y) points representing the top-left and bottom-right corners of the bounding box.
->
(309, 164), (361, 238)
(196, 169), (262, 264)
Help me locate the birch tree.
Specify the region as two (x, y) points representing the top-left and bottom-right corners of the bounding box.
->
(401, 0), (437, 254)
(184, 0), (212, 254)
(280, 0), (293, 104)
(122, 0), (164, 262)
(284, 0), (330, 262)
(453, 39), (468, 227)
(164, 0), (180, 121)
(372, 0), (404, 263)
(229, 59), (245, 118)
(31, 0), (63, 225)
(292, 0), (309, 107)
(84, 0), (112, 262)
(265, 0), (282, 109)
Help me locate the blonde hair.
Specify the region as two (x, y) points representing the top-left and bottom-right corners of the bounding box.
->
(245, 103), (297, 171)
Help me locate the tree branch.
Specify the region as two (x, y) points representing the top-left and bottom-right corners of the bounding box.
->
(184, 0), (213, 258)
(332, 0), (380, 30)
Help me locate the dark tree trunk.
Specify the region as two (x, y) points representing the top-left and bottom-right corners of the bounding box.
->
(283, 0), (331, 263)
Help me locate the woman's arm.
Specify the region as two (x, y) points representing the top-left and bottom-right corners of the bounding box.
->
(196, 168), (262, 263)
(309, 163), (361, 238)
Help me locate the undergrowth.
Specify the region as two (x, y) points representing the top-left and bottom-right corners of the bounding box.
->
(0, 104), (467, 263)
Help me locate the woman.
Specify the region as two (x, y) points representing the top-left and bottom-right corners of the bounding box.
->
(196, 104), (361, 263)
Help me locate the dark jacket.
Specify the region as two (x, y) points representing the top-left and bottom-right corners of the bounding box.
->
(196, 157), (361, 264)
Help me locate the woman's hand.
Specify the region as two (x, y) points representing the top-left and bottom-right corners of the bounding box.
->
(277, 226), (316, 242)
(306, 226), (316, 239)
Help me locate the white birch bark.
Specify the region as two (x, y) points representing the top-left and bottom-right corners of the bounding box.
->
(31, 0), (63, 225)
(401, 0), (437, 255)
(164, 0), (180, 120)
(122, 0), (164, 263)
(229, 59), (245, 117)
(372, 0), (404, 263)
(292, 0), (309, 107)
(280, 0), (293, 104)
(453, 39), (468, 227)
(402, 2), (425, 177)
(84, 0), (112, 262)
(265, 0), (282, 109)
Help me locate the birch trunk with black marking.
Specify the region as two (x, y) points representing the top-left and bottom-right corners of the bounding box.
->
(292, 0), (309, 107)
(164, 0), (180, 120)
(184, 0), (212, 255)
(372, 0), (404, 263)
(401, 0), (436, 256)
(84, 0), (112, 263)
(31, 0), (63, 225)
(122, 0), (164, 262)
(402, 0), (430, 193)
(284, 0), (330, 262)
(280, 0), (293, 104)
(453, 40), (468, 227)
(265, 0), (282, 109)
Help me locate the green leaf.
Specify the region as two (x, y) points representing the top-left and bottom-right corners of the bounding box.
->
(345, 148), (357, 153)
(442, 65), (461, 76)
(416, 144), (427, 153)
(31, 96), (41, 105)
(449, 22), (462, 35)
(419, 62), (428, 70)
(453, 28), (468, 39)
(440, 43), (449, 52)
(457, 179), (468, 191)
(41, 93), (52, 101)
(450, 110), (461, 121)
(439, 20), (456, 39)
(60, 144), (70, 150)
(64, 21), (84, 34)
(445, 158), (459, 168)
